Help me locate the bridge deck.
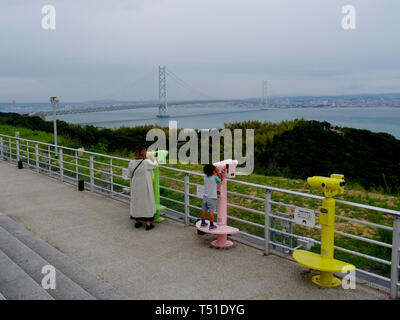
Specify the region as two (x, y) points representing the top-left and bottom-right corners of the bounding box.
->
(0, 161), (388, 299)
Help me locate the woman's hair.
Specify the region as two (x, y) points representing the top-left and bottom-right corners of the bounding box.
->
(203, 164), (215, 176)
(134, 146), (147, 159)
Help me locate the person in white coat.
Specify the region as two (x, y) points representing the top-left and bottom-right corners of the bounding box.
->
(128, 146), (158, 231)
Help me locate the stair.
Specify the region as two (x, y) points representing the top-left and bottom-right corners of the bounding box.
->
(0, 249), (54, 300)
(0, 215), (129, 300)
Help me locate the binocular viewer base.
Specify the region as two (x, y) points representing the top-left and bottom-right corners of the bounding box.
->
(154, 204), (167, 222)
(211, 239), (234, 248)
(293, 250), (355, 287)
(154, 216), (165, 223)
(312, 274), (342, 288)
(196, 220), (240, 248)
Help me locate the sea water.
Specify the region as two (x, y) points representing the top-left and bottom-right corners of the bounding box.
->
(54, 104), (400, 139)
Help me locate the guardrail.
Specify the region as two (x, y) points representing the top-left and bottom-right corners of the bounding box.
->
(1, 133), (399, 299)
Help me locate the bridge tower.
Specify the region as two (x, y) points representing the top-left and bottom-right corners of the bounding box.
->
(157, 65), (169, 118)
(262, 80), (269, 108)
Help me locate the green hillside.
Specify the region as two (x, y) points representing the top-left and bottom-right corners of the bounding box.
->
(1, 113), (399, 193)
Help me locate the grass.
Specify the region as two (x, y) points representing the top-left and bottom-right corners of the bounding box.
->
(1, 124), (399, 278)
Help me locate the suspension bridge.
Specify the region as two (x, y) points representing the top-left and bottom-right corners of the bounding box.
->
(36, 66), (270, 118)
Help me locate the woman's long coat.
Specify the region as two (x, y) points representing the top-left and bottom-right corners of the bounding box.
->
(128, 158), (158, 218)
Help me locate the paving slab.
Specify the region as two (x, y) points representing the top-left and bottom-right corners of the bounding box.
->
(0, 160), (389, 300)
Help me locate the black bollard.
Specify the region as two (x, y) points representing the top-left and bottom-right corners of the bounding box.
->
(78, 179), (85, 191)
(18, 160), (23, 169)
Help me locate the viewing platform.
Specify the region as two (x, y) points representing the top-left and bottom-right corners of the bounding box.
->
(0, 160), (388, 300)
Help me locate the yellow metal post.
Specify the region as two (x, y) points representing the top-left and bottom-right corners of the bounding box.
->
(312, 196), (341, 287)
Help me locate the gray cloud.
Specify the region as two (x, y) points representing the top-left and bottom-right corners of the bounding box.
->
(0, 0), (399, 102)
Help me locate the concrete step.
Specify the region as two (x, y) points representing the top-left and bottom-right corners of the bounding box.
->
(0, 249), (54, 300)
(0, 215), (129, 300)
(0, 225), (95, 300)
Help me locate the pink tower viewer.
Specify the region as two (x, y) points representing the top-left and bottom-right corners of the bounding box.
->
(195, 159), (240, 248)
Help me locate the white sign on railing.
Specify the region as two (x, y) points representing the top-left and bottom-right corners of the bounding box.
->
(294, 207), (316, 228)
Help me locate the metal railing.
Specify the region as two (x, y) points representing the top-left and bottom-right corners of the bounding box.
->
(1, 133), (399, 299)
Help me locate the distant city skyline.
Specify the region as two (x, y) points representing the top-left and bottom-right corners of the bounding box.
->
(0, 92), (400, 105)
(1, 0), (400, 102)
(2, 93), (400, 111)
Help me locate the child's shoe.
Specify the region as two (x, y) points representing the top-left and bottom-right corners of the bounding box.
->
(200, 219), (208, 227)
(209, 223), (217, 230)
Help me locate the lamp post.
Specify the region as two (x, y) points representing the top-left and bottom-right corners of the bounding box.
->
(50, 96), (59, 157)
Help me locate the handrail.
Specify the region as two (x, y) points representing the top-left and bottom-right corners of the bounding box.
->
(158, 163), (400, 217)
(0, 134), (129, 162)
(1, 133), (398, 214)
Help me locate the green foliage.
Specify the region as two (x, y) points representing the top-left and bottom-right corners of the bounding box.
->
(258, 121), (400, 194)
(0, 112), (20, 119)
(1, 113), (399, 194)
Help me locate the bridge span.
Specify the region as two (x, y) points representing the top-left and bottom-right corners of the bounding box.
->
(39, 99), (247, 117)
(34, 66), (268, 118)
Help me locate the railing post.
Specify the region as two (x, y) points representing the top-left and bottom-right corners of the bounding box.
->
(90, 154), (94, 191)
(59, 149), (64, 182)
(0, 136), (3, 158)
(26, 142), (30, 167)
(110, 159), (114, 194)
(48, 145), (51, 173)
(35, 144), (39, 172)
(390, 215), (400, 299)
(264, 189), (271, 255)
(184, 173), (190, 226)
(75, 151), (78, 181)
(16, 138), (20, 161)
(9, 137), (12, 160)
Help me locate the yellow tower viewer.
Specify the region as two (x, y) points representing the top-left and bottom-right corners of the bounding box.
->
(293, 174), (355, 287)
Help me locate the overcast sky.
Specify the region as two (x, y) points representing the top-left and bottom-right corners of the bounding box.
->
(0, 0), (399, 102)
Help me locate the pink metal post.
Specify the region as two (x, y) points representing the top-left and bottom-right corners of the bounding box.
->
(196, 159), (240, 248)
